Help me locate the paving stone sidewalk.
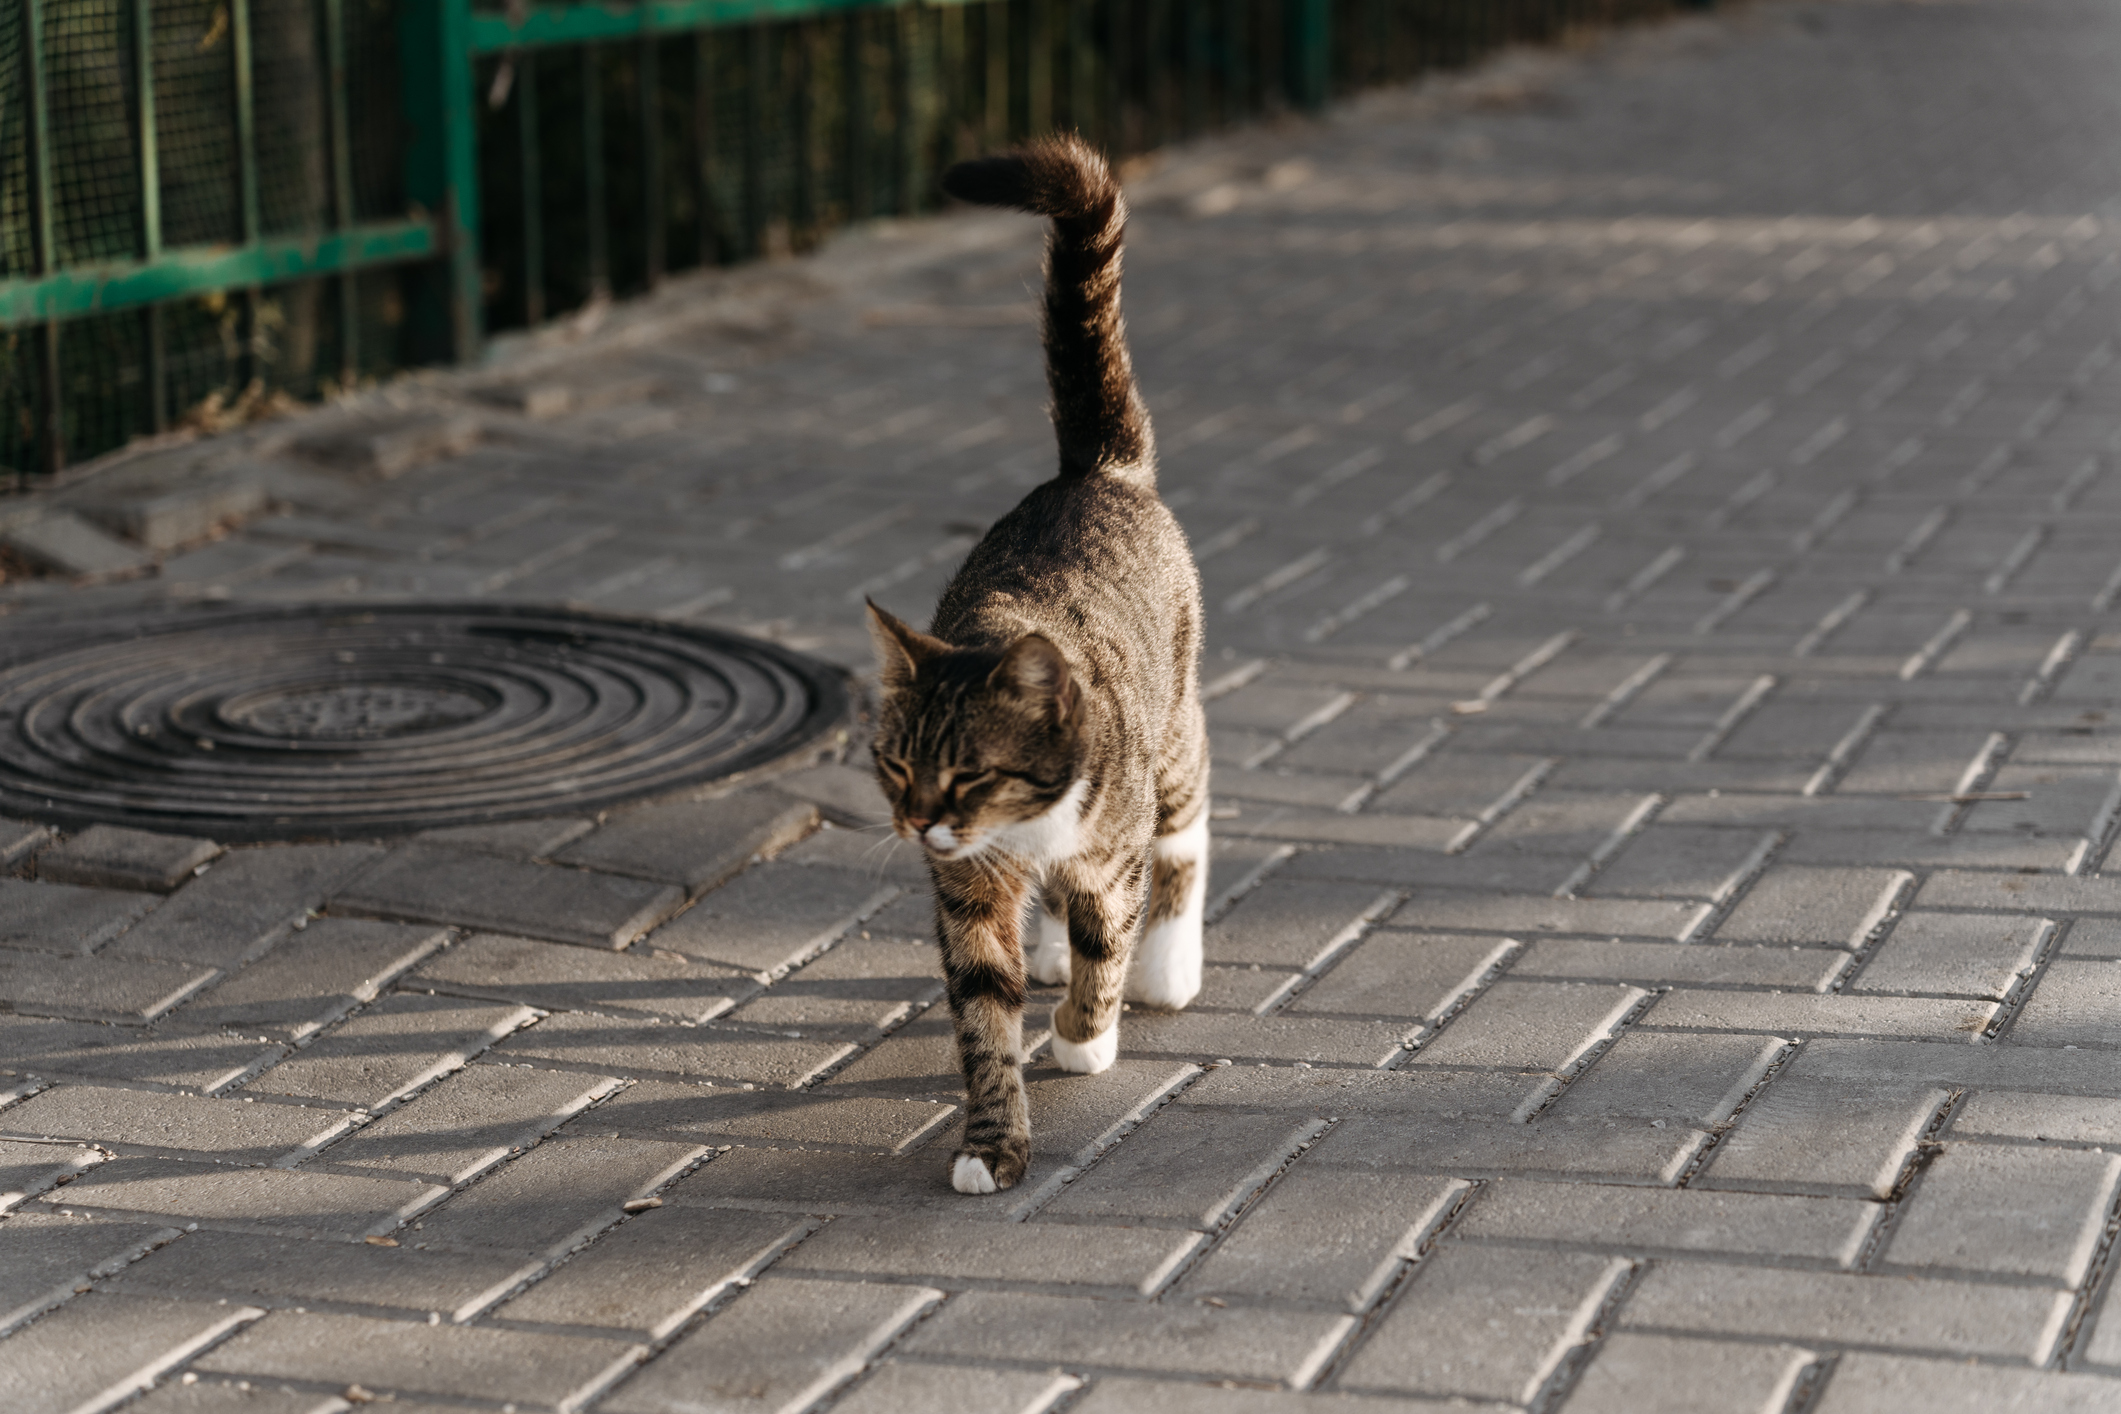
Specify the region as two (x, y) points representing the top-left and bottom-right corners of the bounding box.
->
(9, 1), (2121, 1409)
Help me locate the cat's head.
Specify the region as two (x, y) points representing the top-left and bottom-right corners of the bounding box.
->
(865, 600), (1084, 861)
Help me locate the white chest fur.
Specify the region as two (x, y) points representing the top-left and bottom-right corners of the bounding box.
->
(980, 778), (1092, 867)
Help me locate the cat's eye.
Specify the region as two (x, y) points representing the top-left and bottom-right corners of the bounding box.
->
(949, 770), (996, 796)
(876, 756), (912, 787)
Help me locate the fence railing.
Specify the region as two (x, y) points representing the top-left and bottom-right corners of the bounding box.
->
(3, 0), (1701, 480)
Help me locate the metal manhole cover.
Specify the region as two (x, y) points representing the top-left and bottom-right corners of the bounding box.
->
(0, 605), (849, 840)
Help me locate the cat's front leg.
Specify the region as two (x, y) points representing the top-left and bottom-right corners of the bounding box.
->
(933, 864), (1033, 1194)
(1051, 851), (1151, 1075)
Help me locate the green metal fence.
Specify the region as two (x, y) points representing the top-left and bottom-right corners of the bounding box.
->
(3, 0), (1699, 481)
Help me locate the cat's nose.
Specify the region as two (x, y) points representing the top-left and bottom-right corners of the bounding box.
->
(904, 814), (933, 832)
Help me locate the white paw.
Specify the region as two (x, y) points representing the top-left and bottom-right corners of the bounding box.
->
(1127, 916), (1204, 1010)
(1027, 907), (1072, 986)
(1051, 1025), (1118, 1074)
(952, 1153), (998, 1195)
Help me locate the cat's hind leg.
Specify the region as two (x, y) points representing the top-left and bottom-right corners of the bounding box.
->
(1026, 885), (1072, 986)
(1128, 809), (1208, 1010)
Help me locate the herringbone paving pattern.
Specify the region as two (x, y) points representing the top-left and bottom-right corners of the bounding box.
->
(6, 2), (2121, 1409)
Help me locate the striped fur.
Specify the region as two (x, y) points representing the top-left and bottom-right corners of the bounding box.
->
(868, 136), (1208, 1194)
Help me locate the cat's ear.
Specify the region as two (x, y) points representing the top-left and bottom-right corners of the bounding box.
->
(866, 600), (950, 691)
(991, 634), (1080, 724)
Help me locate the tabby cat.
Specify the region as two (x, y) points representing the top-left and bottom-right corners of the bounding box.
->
(865, 136), (1209, 1195)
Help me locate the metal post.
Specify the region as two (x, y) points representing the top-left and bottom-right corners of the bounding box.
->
(984, 0), (1007, 147)
(894, 6), (916, 214)
(1106, 0), (1127, 152)
(641, 37), (664, 286)
(695, 31), (719, 263)
(399, 0), (482, 360)
(1067, 0), (1092, 139)
(844, 12), (868, 222)
(793, 22), (814, 244)
(519, 54), (544, 322)
(134, 0), (167, 429)
(1024, 0), (1049, 135)
(1223, 0), (1248, 124)
(743, 20), (765, 253)
(324, 0), (360, 382)
(584, 46), (609, 297)
(231, 0), (261, 387)
(1288, 0), (1328, 110)
(23, 0), (62, 472)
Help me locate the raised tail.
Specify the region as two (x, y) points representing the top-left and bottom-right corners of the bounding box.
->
(941, 135), (1155, 485)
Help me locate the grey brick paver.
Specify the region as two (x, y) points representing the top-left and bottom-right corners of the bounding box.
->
(315, 1062), (620, 1183)
(1883, 1143), (2121, 1284)
(1455, 1180), (1874, 1265)
(832, 1364), (1079, 1414)
(0, 1213), (176, 1330)
(1543, 1031), (1784, 1126)
(494, 1206), (809, 1337)
(494, 1010), (856, 1087)
(1715, 865), (1910, 947)
(1041, 1110), (1324, 1229)
(333, 844), (685, 949)
(109, 1227), (539, 1322)
(173, 918), (447, 1037)
(0, 1014), (282, 1092)
(0, 952), (218, 1023)
(1206, 879), (1399, 970)
(0, 1135), (99, 1207)
(776, 1214), (1198, 1295)
(1852, 911), (2049, 999)
(51, 1157), (444, 1240)
(1320, 1111), (1705, 1185)
(1511, 938), (1845, 989)
(1567, 1334), (1813, 1414)
(412, 930), (752, 1023)
(0, 879), (157, 956)
(1338, 1246), (1627, 1403)
(411, 1134), (704, 1256)
(646, 865), (897, 976)
(194, 1309), (639, 1410)
(1645, 988), (1996, 1040)
(2011, 958), (2121, 1047)
(1291, 931), (1513, 1019)
(0, 1293), (262, 1414)
(1408, 980), (1643, 1071)
(1701, 1078), (1945, 1199)
(1813, 1353), (2121, 1414)
(552, 790), (819, 888)
(1181, 1170), (1466, 1312)
(243, 994), (536, 1108)
(1951, 1090), (2121, 1144)
(0, 1085), (354, 1165)
(900, 1290), (1353, 1385)
(585, 1083), (955, 1153)
(119, 1379), (350, 1413)
(37, 826), (222, 893)
(106, 844), (386, 969)
(1617, 1264), (2071, 1362)
(602, 1278), (937, 1414)
(1068, 1382), (1456, 1414)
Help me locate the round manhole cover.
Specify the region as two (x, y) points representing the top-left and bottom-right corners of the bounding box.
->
(0, 605), (849, 840)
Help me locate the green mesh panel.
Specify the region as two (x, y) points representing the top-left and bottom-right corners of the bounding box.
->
(8, 0), (1691, 478)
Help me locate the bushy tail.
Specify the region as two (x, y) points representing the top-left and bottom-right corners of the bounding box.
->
(941, 135), (1155, 485)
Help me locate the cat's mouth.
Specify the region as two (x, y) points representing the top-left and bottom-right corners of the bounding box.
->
(909, 821), (978, 858)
